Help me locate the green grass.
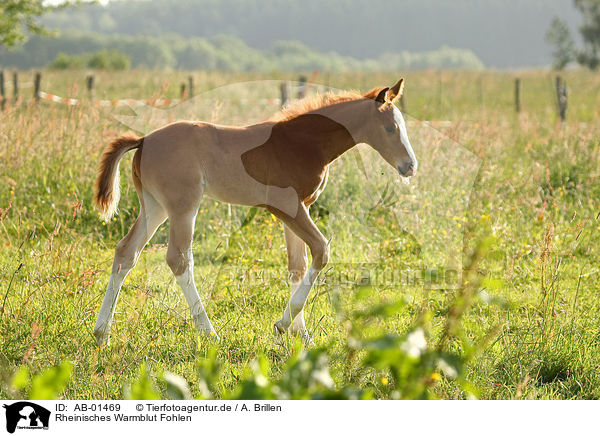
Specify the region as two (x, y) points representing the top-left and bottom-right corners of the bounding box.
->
(1, 69), (599, 399)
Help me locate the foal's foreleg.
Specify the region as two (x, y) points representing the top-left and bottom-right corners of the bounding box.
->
(166, 212), (219, 340)
(284, 224), (309, 335)
(273, 205), (329, 343)
(94, 195), (166, 345)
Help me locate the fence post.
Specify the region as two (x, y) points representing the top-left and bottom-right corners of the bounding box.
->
(555, 76), (567, 122)
(180, 82), (186, 101)
(34, 72), (41, 102)
(13, 71), (18, 104)
(0, 71), (5, 111)
(86, 74), (95, 101)
(438, 70), (443, 114)
(514, 78), (521, 113)
(279, 81), (288, 108)
(297, 75), (307, 99)
(188, 76), (194, 99)
(478, 74), (484, 109)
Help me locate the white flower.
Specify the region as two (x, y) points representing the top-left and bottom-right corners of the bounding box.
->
(400, 328), (427, 359)
(436, 357), (458, 379)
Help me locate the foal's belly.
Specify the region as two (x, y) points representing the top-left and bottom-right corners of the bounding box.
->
(203, 173), (302, 217)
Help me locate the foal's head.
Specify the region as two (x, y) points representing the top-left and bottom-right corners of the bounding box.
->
(362, 78), (418, 177)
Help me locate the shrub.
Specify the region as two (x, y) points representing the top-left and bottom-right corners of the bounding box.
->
(47, 49), (131, 70)
(86, 49), (130, 70)
(47, 52), (85, 69)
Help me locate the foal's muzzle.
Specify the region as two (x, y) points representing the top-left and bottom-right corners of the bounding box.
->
(398, 161), (416, 177)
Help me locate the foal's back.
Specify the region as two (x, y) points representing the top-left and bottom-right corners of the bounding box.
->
(138, 119), (332, 210)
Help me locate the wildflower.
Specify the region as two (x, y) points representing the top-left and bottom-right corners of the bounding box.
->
(400, 328), (427, 359)
(210, 331), (216, 337)
(431, 372), (442, 382)
(437, 357), (458, 379)
(381, 377), (389, 385)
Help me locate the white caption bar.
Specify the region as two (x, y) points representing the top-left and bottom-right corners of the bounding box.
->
(0, 400), (596, 436)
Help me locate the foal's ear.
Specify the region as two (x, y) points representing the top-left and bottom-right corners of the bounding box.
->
(386, 78), (405, 102)
(364, 86), (389, 103)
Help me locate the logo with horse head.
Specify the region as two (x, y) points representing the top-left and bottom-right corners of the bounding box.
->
(3, 402), (51, 433)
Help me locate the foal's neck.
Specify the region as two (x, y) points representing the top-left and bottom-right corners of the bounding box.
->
(290, 98), (369, 166)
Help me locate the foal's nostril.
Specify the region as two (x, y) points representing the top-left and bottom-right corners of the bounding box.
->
(398, 161), (416, 177)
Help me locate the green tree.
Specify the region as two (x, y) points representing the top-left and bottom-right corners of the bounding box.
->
(546, 17), (576, 70)
(0, 0), (78, 48)
(574, 0), (600, 69)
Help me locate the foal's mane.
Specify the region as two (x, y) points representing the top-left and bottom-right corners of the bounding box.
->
(270, 90), (364, 122)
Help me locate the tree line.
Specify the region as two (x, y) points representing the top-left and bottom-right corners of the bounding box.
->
(547, 0), (600, 70)
(0, 32), (484, 71)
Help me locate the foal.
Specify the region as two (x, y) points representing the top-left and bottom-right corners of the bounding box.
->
(93, 78), (417, 345)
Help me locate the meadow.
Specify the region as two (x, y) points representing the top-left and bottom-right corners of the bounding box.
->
(0, 69), (599, 399)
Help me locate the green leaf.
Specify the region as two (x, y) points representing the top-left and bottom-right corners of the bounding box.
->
(29, 361), (72, 400)
(126, 365), (160, 400)
(162, 371), (192, 400)
(240, 207), (258, 228)
(11, 366), (29, 390)
(353, 299), (406, 319)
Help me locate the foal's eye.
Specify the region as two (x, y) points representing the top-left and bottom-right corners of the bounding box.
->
(385, 125), (396, 134)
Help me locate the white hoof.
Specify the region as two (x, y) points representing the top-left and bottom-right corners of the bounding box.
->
(274, 319), (288, 335)
(94, 328), (110, 347)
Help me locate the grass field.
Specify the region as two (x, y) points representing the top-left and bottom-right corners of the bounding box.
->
(1, 69), (599, 399)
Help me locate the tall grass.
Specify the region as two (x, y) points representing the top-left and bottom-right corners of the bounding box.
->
(0, 69), (599, 399)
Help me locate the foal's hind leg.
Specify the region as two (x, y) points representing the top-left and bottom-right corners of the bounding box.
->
(284, 224), (310, 336)
(94, 191), (167, 345)
(166, 210), (218, 340)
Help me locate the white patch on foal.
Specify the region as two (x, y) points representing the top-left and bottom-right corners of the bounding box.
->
(290, 279), (307, 334)
(175, 263), (219, 340)
(94, 270), (128, 344)
(392, 105), (418, 173)
(275, 264), (320, 334)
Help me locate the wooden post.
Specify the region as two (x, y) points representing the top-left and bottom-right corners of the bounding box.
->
(12, 71), (18, 104)
(438, 70), (443, 114)
(34, 72), (41, 102)
(0, 71), (5, 111)
(478, 74), (484, 109)
(514, 78), (521, 113)
(399, 93), (406, 112)
(86, 74), (95, 101)
(556, 76), (567, 122)
(187, 76), (194, 99)
(279, 81), (288, 108)
(180, 82), (186, 100)
(297, 75), (307, 99)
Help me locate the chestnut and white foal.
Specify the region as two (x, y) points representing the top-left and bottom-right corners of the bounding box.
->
(93, 78), (417, 345)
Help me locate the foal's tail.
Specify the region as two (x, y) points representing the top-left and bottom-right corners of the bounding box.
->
(94, 135), (143, 221)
